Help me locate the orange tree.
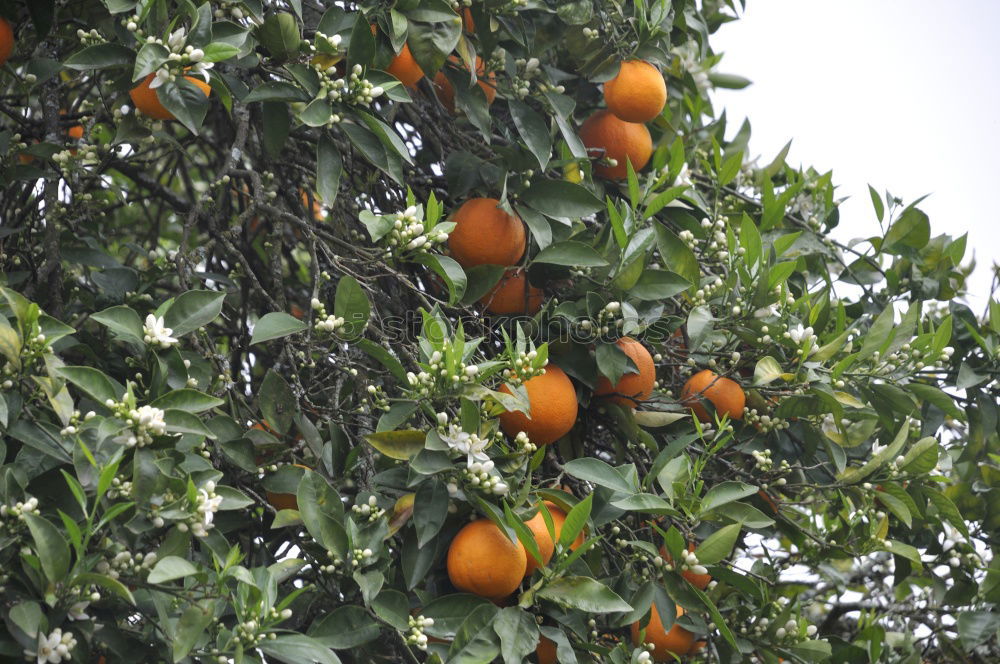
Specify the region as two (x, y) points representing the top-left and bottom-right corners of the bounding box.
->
(0, 0), (998, 662)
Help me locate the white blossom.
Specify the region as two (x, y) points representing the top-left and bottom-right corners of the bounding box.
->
(143, 314), (179, 349)
(440, 424), (490, 466)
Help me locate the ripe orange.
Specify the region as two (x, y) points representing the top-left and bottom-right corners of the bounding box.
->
(265, 463), (310, 511)
(480, 269), (544, 315)
(579, 109), (652, 180)
(61, 111), (84, 140)
(299, 188), (323, 220)
(660, 542), (711, 590)
(447, 518), (527, 600)
(543, 500), (584, 549)
(499, 366), (578, 446)
(523, 508), (556, 577)
(631, 604), (694, 661)
(680, 369), (746, 422)
(433, 55), (497, 113)
(594, 337), (655, 407)
(130, 73), (211, 121)
(535, 635), (557, 664)
(448, 197), (526, 268)
(386, 43), (425, 89)
(604, 60), (667, 123)
(0, 18), (13, 67)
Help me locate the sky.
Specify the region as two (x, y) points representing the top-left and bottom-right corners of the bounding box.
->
(710, 0), (1000, 308)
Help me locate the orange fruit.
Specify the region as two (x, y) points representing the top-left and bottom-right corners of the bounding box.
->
(659, 542), (711, 590)
(299, 188), (323, 220)
(631, 604), (694, 661)
(594, 337), (655, 407)
(462, 8), (476, 32)
(447, 518), (527, 600)
(690, 640), (707, 654)
(578, 109), (652, 180)
(535, 635), (557, 664)
(523, 508), (556, 577)
(480, 269), (544, 315)
(290, 303), (305, 319)
(130, 73), (211, 121)
(542, 500), (584, 550)
(265, 463), (310, 511)
(434, 55), (496, 113)
(604, 60), (667, 123)
(680, 369), (746, 422)
(448, 197), (526, 268)
(386, 43), (425, 89)
(61, 111), (84, 140)
(499, 366), (578, 446)
(0, 17), (13, 67)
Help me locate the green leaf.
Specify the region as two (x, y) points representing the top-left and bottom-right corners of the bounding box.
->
(91, 305), (144, 343)
(558, 493), (592, 550)
(520, 180), (603, 219)
(256, 12), (301, 63)
(163, 409), (218, 438)
(534, 241), (608, 267)
(422, 594), (492, 639)
(838, 421), (910, 483)
(700, 482), (759, 514)
(164, 290), (226, 337)
(244, 81), (311, 103)
(509, 101), (552, 170)
(883, 207), (930, 253)
(55, 366), (124, 404)
(629, 270), (690, 301)
(24, 514), (71, 582)
(448, 603), (501, 664)
(898, 436), (938, 474)
(250, 312), (307, 346)
(925, 486), (969, 538)
(868, 184), (884, 222)
(957, 611), (1000, 651)
(310, 605), (382, 649)
(148, 556), (199, 584)
(347, 11), (376, 66)
(563, 458), (634, 494)
(201, 42), (240, 62)
(157, 76), (211, 135)
(414, 480), (449, 547)
(753, 356), (785, 386)
(150, 389), (224, 413)
(536, 576), (632, 613)
(258, 634), (342, 664)
(71, 572), (135, 604)
(317, 133), (343, 204)
(364, 430), (425, 460)
(64, 43), (135, 70)
(494, 606), (539, 664)
(259, 369), (297, 435)
(654, 224), (699, 291)
(414, 253), (467, 305)
(693, 523), (741, 565)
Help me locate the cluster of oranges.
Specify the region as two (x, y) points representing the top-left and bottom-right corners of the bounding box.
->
(384, 12), (494, 114)
(446, 501), (582, 602)
(579, 59), (667, 180)
(447, 196), (543, 316)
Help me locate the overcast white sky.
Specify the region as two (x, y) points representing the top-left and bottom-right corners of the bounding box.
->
(711, 0), (1000, 308)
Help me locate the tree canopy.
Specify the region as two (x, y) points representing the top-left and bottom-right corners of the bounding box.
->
(1, 0), (999, 663)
